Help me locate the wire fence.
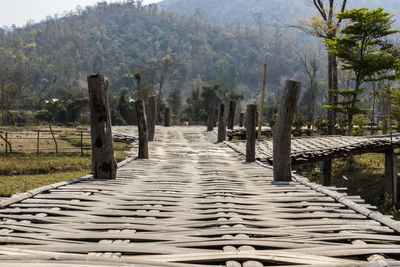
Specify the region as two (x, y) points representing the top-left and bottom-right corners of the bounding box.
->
(0, 129), (94, 156)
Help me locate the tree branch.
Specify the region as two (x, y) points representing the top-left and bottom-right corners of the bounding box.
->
(314, 0), (328, 21)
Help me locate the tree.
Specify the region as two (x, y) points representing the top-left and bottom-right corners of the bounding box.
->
(297, 0), (348, 134)
(167, 87), (182, 117)
(156, 53), (179, 122)
(325, 8), (400, 135)
(202, 85), (219, 130)
(301, 53), (320, 135)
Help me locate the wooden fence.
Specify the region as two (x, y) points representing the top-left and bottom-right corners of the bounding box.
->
(0, 129), (92, 156)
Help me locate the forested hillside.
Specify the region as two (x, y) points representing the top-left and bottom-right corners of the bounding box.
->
(159, 0), (400, 27)
(0, 0), (399, 126)
(0, 1), (306, 113)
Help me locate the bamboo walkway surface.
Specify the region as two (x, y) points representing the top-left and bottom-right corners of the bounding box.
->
(0, 126), (400, 266)
(228, 134), (400, 165)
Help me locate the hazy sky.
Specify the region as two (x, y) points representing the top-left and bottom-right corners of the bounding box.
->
(0, 0), (163, 27)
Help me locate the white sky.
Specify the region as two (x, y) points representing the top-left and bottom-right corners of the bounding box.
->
(0, 0), (163, 27)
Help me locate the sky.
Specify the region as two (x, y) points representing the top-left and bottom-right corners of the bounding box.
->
(0, 0), (163, 27)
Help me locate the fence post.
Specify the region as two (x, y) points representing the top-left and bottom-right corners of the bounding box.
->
(385, 148), (398, 205)
(273, 80), (301, 182)
(135, 99), (149, 159)
(5, 132), (7, 156)
(217, 103), (226, 142)
(80, 131), (84, 157)
(148, 95), (156, 141)
(164, 107), (170, 127)
(228, 100), (236, 130)
(36, 130), (40, 156)
(239, 113), (244, 128)
(49, 125), (58, 154)
(320, 160), (332, 186)
(88, 74), (117, 179)
(246, 104), (257, 162)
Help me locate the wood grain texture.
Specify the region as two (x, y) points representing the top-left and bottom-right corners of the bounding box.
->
(87, 74), (117, 179)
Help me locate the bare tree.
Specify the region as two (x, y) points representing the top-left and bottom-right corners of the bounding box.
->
(280, 0), (348, 134)
(301, 54), (319, 135)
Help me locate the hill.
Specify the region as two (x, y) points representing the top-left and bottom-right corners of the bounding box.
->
(159, 0), (400, 27)
(0, 1), (305, 109)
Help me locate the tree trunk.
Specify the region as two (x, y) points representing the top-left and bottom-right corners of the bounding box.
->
(87, 74), (117, 179)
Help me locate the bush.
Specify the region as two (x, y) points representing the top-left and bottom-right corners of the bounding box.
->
(315, 117), (329, 135)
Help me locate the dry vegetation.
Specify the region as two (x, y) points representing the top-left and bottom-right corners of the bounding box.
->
(0, 126), (134, 197)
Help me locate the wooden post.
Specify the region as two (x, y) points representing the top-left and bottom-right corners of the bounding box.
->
(164, 107), (170, 127)
(36, 130), (40, 156)
(385, 149), (398, 205)
(255, 112), (259, 132)
(49, 125), (58, 154)
(206, 111), (214, 131)
(239, 112), (244, 128)
(135, 99), (149, 159)
(5, 132), (7, 156)
(273, 80), (301, 181)
(217, 103), (226, 142)
(148, 95), (156, 141)
(80, 131), (84, 157)
(87, 74), (117, 179)
(258, 64), (267, 140)
(228, 100), (236, 130)
(320, 160), (332, 186)
(246, 104), (257, 162)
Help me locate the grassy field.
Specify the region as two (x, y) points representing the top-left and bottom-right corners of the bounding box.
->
(294, 153), (400, 219)
(0, 126), (134, 197)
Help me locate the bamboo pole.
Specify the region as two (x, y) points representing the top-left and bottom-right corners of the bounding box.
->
(258, 64), (267, 140)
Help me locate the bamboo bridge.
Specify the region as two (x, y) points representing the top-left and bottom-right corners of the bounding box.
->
(0, 126), (399, 266)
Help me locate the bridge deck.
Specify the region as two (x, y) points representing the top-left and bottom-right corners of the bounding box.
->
(0, 126), (399, 266)
(228, 134), (400, 165)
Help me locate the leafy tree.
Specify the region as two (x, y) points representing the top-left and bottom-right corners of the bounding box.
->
(167, 87), (182, 117)
(325, 8), (400, 135)
(297, 0), (348, 134)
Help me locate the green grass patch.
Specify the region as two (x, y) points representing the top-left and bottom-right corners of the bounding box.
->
(0, 141), (134, 197)
(0, 170), (89, 197)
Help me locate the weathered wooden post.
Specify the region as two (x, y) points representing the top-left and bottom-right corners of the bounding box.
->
(239, 112), (244, 128)
(148, 95), (156, 141)
(320, 160), (332, 186)
(385, 148), (398, 205)
(258, 64), (267, 140)
(164, 107), (170, 127)
(246, 104), (257, 162)
(273, 80), (301, 181)
(5, 132), (7, 156)
(36, 130), (40, 156)
(206, 111), (214, 131)
(217, 103), (226, 142)
(135, 99), (149, 159)
(228, 100), (236, 130)
(88, 74), (117, 179)
(80, 131), (84, 157)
